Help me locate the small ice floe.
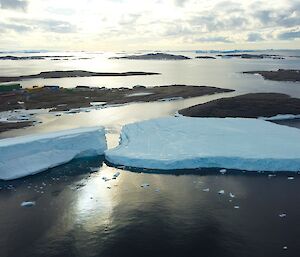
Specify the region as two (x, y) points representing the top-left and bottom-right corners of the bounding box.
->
(283, 246), (288, 250)
(89, 167), (99, 172)
(234, 205), (240, 209)
(229, 192), (235, 198)
(287, 177), (294, 180)
(141, 183), (150, 188)
(218, 190), (225, 195)
(202, 188), (210, 192)
(279, 213), (287, 218)
(219, 169), (227, 174)
(21, 201), (36, 207)
(102, 177), (110, 182)
(113, 172), (120, 179)
(268, 174), (276, 178)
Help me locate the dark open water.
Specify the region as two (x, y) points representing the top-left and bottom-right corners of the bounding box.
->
(0, 158), (299, 257)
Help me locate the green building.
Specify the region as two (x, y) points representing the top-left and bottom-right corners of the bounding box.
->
(0, 83), (22, 92)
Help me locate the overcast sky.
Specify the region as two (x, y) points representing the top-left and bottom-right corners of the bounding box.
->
(0, 0), (299, 51)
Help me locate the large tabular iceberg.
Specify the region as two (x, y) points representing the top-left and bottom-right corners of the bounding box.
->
(105, 117), (300, 172)
(0, 127), (107, 180)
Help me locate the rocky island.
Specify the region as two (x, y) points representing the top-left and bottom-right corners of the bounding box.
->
(179, 93), (300, 118)
(195, 56), (216, 59)
(217, 54), (284, 59)
(0, 84), (233, 132)
(0, 55), (74, 60)
(243, 69), (300, 82)
(110, 53), (191, 60)
(0, 70), (160, 83)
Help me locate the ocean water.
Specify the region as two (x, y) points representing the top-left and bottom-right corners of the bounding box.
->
(0, 50), (300, 257)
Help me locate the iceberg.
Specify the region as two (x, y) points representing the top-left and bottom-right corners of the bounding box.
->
(0, 127), (107, 180)
(105, 117), (300, 172)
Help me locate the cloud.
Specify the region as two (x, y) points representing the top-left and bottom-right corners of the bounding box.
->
(189, 13), (249, 32)
(0, 0), (28, 11)
(0, 0), (300, 50)
(195, 36), (233, 43)
(118, 14), (141, 26)
(36, 19), (77, 33)
(0, 22), (31, 33)
(247, 32), (264, 42)
(173, 0), (189, 7)
(0, 18), (77, 34)
(278, 30), (300, 40)
(161, 23), (192, 37)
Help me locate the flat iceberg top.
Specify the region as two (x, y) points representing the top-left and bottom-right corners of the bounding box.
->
(0, 126), (104, 147)
(105, 117), (300, 171)
(0, 127), (107, 180)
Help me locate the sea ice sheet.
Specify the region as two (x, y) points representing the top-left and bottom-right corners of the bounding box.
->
(105, 117), (300, 172)
(0, 127), (107, 180)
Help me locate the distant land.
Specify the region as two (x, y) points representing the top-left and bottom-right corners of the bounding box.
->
(217, 54), (285, 59)
(0, 55), (74, 60)
(243, 69), (300, 82)
(195, 56), (216, 59)
(179, 93), (300, 118)
(0, 85), (233, 132)
(0, 84), (233, 112)
(110, 53), (191, 60)
(0, 70), (160, 83)
(195, 50), (256, 54)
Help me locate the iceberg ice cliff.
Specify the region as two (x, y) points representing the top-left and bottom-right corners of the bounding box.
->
(105, 117), (300, 172)
(0, 127), (107, 180)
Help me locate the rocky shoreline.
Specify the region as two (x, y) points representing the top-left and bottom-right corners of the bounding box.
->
(110, 53), (191, 60)
(179, 93), (300, 118)
(0, 70), (160, 83)
(243, 69), (300, 82)
(0, 84), (233, 133)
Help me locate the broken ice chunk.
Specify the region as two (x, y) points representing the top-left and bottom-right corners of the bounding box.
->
(90, 167), (99, 172)
(279, 213), (287, 218)
(113, 172), (120, 178)
(102, 177), (110, 182)
(218, 190), (225, 194)
(219, 169), (227, 174)
(234, 205), (240, 209)
(202, 188), (210, 192)
(229, 192), (235, 198)
(21, 201), (36, 207)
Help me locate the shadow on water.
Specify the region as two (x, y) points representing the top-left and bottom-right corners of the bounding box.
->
(104, 160), (299, 177)
(0, 155), (300, 257)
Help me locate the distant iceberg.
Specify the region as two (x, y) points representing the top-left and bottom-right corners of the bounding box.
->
(105, 117), (300, 172)
(195, 49), (255, 54)
(0, 127), (107, 180)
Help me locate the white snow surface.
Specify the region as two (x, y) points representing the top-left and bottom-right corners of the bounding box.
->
(259, 114), (300, 121)
(0, 127), (107, 180)
(105, 117), (300, 172)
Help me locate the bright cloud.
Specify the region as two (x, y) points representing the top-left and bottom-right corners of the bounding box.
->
(0, 0), (299, 50)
